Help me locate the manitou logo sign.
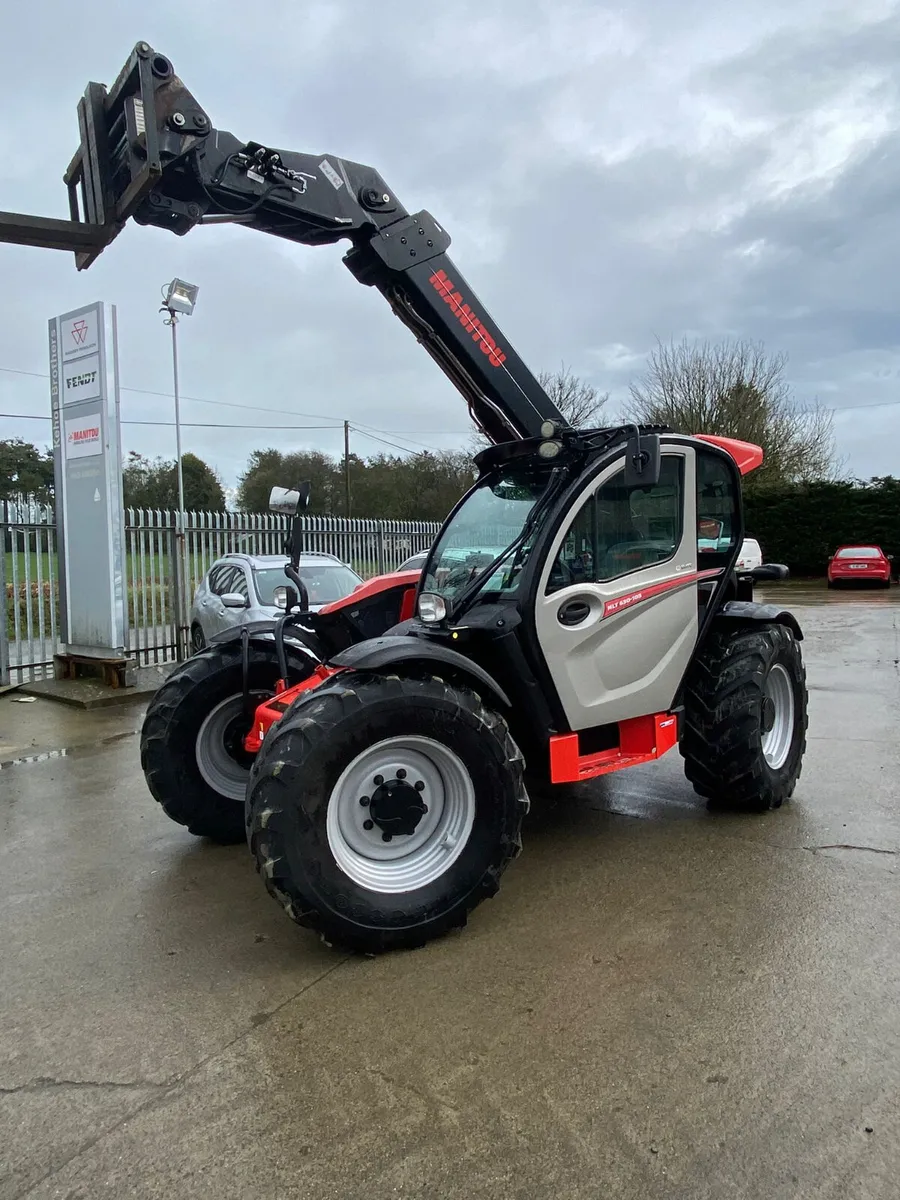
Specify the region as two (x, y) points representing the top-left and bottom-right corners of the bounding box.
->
(63, 414), (103, 460)
(429, 270), (507, 367)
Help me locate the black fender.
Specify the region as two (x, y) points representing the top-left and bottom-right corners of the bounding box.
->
(328, 635), (512, 709)
(209, 621), (323, 659)
(714, 601), (804, 642)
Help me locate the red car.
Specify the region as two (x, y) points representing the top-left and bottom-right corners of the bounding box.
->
(827, 544), (892, 588)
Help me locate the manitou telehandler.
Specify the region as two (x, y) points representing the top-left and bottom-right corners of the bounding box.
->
(0, 43), (808, 953)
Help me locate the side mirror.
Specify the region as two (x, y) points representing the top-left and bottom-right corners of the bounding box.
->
(269, 482), (312, 515)
(623, 426), (661, 489)
(698, 517), (724, 540)
(746, 563), (789, 582)
(221, 592), (250, 608)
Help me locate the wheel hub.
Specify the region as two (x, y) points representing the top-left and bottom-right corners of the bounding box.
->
(368, 774), (428, 838)
(761, 696), (776, 734)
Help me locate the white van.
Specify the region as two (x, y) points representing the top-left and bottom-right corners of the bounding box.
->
(737, 536), (763, 571)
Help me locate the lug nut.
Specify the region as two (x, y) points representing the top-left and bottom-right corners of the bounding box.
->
(359, 796), (370, 807)
(421, 805), (428, 815)
(396, 768), (407, 780)
(374, 774), (384, 786)
(363, 819), (374, 831)
(415, 781), (425, 791)
(382, 833), (392, 843)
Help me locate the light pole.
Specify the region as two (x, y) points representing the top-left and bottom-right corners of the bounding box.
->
(160, 278), (199, 658)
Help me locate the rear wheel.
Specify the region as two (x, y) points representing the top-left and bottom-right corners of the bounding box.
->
(680, 621), (807, 813)
(190, 622), (207, 653)
(246, 671), (529, 954)
(140, 641), (312, 842)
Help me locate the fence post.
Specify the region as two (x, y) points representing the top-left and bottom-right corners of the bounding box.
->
(376, 521), (386, 575)
(0, 502), (9, 687)
(169, 518), (187, 662)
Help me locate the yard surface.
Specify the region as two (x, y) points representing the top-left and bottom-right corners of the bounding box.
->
(1, 582), (898, 1199)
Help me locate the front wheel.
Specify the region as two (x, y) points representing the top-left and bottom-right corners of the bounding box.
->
(680, 621), (808, 812)
(140, 641), (313, 842)
(246, 672), (529, 954)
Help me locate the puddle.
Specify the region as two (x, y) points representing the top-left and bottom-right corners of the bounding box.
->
(0, 729), (138, 771)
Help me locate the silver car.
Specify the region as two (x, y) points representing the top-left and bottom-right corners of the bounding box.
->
(189, 552), (364, 653)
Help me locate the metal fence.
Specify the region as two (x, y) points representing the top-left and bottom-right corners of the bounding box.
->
(2, 499), (440, 685)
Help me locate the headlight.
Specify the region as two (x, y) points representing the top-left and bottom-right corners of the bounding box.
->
(273, 586), (288, 610)
(418, 593), (447, 623)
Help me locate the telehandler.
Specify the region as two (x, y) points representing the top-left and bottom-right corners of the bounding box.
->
(0, 43), (807, 953)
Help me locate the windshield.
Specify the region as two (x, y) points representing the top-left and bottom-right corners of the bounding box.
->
(253, 564), (361, 605)
(836, 547), (880, 559)
(423, 465), (555, 607)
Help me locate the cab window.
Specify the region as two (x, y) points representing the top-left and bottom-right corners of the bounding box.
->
(696, 450), (738, 562)
(547, 455), (685, 593)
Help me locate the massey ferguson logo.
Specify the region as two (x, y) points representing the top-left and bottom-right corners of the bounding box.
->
(429, 270), (507, 367)
(68, 426), (99, 445)
(66, 370), (98, 389)
(71, 319), (89, 345)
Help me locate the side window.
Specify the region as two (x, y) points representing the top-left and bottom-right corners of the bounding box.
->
(547, 455), (685, 593)
(209, 564), (238, 595)
(696, 451), (738, 560)
(230, 568), (250, 599)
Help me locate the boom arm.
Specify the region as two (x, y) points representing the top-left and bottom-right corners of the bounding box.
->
(0, 41), (565, 445)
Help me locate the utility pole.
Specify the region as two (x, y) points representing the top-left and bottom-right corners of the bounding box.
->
(344, 419), (351, 518)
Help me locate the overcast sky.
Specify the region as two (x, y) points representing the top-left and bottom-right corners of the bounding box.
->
(1, 0), (898, 495)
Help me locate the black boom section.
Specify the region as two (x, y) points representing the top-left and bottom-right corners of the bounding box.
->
(0, 41), (564, 445)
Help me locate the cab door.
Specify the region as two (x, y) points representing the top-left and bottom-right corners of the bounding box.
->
(533, 448), (702, 731)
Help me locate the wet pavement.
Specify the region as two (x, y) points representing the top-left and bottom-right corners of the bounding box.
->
(1, 584), (898, 1199)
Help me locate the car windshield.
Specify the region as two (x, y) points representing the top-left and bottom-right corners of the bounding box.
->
(253, 563), (361, 605)
(423, 464), (555, 607)
(836, 547), (880, 559)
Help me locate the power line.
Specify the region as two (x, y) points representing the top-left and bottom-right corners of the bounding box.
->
(0, 363), (466, 439)
(349, 427), (427, 455)
(0, 412), (345, 430)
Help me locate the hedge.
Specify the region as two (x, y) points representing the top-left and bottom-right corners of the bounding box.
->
(743, 477), (900, 576)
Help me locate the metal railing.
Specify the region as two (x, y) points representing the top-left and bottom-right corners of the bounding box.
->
(2, 499), (59, 685)
(2, 498), (440, 684)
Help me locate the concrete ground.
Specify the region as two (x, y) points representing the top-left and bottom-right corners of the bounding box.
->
(1, 581), (898, 1199)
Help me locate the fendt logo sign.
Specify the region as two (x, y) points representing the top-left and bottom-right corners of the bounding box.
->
(66, 369), (98, 390)
(429, 270), (507, 368)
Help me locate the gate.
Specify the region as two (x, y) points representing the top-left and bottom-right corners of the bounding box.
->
(2, 499), (439, 685)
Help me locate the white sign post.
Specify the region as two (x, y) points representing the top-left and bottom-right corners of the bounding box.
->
(49, 301), (129, 678)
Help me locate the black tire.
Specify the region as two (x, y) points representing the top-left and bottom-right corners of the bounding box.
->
(140, 641), (312, 843)
(190, 622), (207, 653)
(246, 671), (529, 954)
(680, 621), (808, 813)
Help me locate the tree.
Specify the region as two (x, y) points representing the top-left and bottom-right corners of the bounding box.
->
(0, 438), (55, 502)
(537, 362), (609, 428)
(122, 451), (226, 511)
(468, 362), (608, 452)
(236, 448), (340, 515)
(625, 337), (838, 489)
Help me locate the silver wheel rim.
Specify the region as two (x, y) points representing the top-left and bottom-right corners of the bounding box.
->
(761, 663), (795, 770)
(195, 694), (258, 802)
(326, 736), (477, 894)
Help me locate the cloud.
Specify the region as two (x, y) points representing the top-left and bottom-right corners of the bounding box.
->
(1, 0), (898, 490)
